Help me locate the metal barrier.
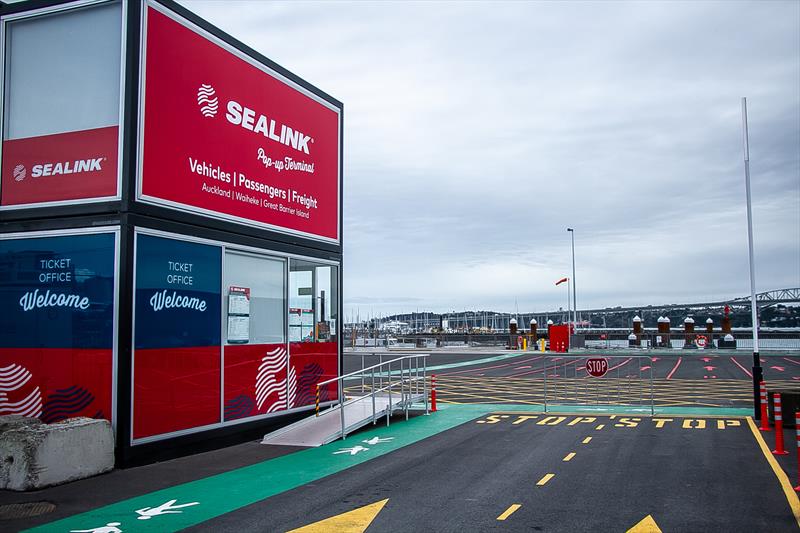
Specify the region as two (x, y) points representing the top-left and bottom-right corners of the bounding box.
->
(316, 353), (429, 440)
(542, 355), (654, 415)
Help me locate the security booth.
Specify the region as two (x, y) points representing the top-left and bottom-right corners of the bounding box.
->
(0, 0), (343, 466)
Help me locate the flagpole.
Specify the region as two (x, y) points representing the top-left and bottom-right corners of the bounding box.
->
(567, 278), (571, 328)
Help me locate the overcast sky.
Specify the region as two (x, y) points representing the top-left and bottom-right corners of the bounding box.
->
(181, 0), (800, 318)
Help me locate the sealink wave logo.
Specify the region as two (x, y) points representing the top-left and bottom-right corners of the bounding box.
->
(197, 84), (219, 118)
(0, 363), (43, 418)
(13, 164), (26, 182)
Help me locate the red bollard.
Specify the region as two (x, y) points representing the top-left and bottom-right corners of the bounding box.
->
(760, 381), (771, 432)
(773, 393), (789, 455)
(795, 412), (800, 492)
(431, 374), (437, 412)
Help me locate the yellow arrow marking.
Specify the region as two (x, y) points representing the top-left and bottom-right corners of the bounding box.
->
(286, 499), (389, 533)
(626, 514), (662, 533)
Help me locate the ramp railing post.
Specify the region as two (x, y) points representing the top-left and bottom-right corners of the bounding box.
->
(372, 366), (376, 424)
(404, 358), (409, 420)
(424, 356), (429, 414)
(387, 360), (392, 427)
(339, 378), (345, 440)
(361, 353), (365, 393)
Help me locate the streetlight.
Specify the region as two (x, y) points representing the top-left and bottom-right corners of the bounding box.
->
(567, 228), (577, 330)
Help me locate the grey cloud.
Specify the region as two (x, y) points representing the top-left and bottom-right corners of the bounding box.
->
(181, 0), (799, 317)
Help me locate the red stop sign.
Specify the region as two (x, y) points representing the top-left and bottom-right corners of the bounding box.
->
(586, 358), (608, 377)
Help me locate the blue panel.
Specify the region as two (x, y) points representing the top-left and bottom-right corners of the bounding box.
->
(134, 234), (221, 349)
(0, 233), (116, 349)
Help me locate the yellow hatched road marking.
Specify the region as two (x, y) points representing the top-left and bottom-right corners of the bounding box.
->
(582, 437), (592, 444)
(536, 473), (555, 486)
(563, 452), (576, 462)
(595, 424), (605, 430)
(496, 504), (521, 521)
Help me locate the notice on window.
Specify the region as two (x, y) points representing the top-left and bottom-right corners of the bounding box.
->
(228, 286), (250, 315)
(289, 307), (314, 342)
(227, 315), (250, 343)
(227, 286), (250, 343)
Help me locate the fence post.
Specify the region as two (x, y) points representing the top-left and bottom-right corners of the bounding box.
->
(773, 393), (788, 455)
(543, 356), (548, 412)
(760, 381), (771, 431)
(431, 374), (437, 412)
(795, 411), (800, 492)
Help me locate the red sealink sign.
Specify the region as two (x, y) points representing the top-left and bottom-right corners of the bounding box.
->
(140, 6), (341, 243)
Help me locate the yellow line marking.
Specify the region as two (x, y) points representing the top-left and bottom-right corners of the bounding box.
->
(596, 424), (605, 430)
(537, 473), (555, 486)
(496, 504), (521, 521)
(746, 416), (800, 529)
(563, 452), (576, 462)
(582, 437), (592, 444)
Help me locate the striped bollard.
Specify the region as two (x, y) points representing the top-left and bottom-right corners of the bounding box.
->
(772, 393), (788, 455)
(315, 384), (320, 417)
(759, 381), (771, 432)
(431, 374), (437, 413)
(795, 412), (800, 492)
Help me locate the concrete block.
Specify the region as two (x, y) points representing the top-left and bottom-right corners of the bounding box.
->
(0, 416), (114, 491)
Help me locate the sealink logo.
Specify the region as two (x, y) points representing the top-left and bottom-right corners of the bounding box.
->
(197, 84), (219, 118)
(195, 82), (313, 155)
(13, 164), (26, 182)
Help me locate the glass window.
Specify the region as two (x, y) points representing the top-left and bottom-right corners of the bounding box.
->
(289, 259), (338, 407)
(223, 251), (285, 345)
(222, 251), (288, 421)
(133, 234), (222, 440)
(1, 1), (122, 206)
(0, 232), (116, 424)
(3, 2), (122, 139)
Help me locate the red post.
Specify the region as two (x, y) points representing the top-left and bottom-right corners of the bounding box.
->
(431, 374), (437, 412)
(772, 393), (788, 455)
(795, 412), (800, 492)
(760, 381), (771, 432)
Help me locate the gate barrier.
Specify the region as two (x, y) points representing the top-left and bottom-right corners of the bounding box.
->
(542, 355), (654, 415)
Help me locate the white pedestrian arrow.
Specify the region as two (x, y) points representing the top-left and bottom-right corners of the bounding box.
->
(334, 445), (369, 456)
(135, 499), (199, 520)
(363, 437), (394, 445)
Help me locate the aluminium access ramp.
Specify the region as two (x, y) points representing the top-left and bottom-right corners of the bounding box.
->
(262, 354), (429, 447)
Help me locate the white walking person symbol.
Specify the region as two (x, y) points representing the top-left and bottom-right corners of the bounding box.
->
(135, 499), (199, 520)
(333, 445), (369, 456)
(70, 522), (122, 533)
(363, 437), (394, 445)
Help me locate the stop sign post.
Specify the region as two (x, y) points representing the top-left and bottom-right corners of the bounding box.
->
(586, 358), (608, 377)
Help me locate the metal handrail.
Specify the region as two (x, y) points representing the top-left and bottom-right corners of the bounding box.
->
(317, 353), (425, 387)
(315, 354), (429, 440)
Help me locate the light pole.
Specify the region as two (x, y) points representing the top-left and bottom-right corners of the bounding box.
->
(567, 228), (577, 330)
(741, 97), (762, 419)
